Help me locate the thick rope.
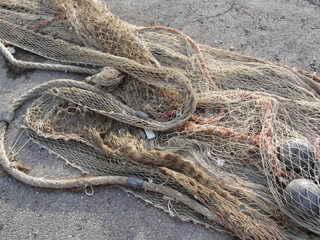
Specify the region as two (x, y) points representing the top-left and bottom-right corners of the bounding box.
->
(0, 41), (98, 75)
(0, 122), (222, 227)
(0, 70), (222, 230)
(0, 20), (197, 131)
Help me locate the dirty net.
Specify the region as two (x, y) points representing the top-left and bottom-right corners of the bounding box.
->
(0, 1), (320, 239)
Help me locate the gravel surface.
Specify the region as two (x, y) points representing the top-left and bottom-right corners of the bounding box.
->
(0, 0), (319, 239)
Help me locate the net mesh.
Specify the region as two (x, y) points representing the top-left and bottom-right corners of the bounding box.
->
(1, 1), (320, 239)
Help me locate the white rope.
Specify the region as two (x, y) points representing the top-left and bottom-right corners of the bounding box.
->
(0, 41), (98, 75)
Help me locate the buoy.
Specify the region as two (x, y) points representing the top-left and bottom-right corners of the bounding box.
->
(279, 139), (316, 173)
(284, 179), (320, 218)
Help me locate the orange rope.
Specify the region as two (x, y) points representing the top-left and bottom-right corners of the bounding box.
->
(189, 107), (225, 125)
(183, 92), (291, 178)
(33, 15), (67, 32)
(137, 26), (219, 91)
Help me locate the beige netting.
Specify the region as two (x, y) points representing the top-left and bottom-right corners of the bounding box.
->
(0, 1), (320, 239)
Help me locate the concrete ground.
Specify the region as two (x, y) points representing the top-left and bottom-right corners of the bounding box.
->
(0, 0), (319, 239)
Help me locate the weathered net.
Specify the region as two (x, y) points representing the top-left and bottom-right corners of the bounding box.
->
(0, 1), (320, 239)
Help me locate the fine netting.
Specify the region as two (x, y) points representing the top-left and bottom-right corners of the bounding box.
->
(0, 1), (320, 239)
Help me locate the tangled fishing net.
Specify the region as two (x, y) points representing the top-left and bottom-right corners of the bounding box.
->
(0, 1), (320, 239)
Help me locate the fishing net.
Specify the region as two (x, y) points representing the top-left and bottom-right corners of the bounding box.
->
(0, 0), (320, 239)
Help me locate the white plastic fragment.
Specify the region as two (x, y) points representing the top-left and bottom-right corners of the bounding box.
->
(144, 129), (155, 139)
(216, 158), (225, 167)
(7, 46), (15, 54)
